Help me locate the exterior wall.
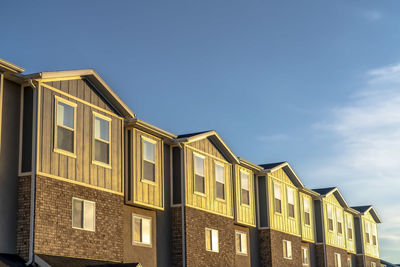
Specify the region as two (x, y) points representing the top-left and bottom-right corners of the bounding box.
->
(355, 254), (381, 267)
(267, 170), (300, 235)
(37, 81), (124, 194)
(0, 78), (20, 253)
(123, 205), (157, 266)
(125, 128), (164, 210)
(323, 194), (346, 249)
(16, 175), (31, 261)
(344, 211), (356, 253)
(259, 228), (303, 267)
(171, 207), (183, 267)
(184, 140), (234, 218)
(234, 225), (251, 267)
(34, 175), (123, 262)
(361, 212), (380, 258)
(300, 192), (315, 242)
(234, 165), (256, 226)
(315, 244), (349, 267)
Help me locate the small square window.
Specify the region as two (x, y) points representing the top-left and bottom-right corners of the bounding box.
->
(72, 198), (95, 231)
(205, 228), (218, 252)
(302, 247), (309, 266)
(283, 240), (292, 259)
(235, 231), (247, 255)
(132, 214), (152, 246)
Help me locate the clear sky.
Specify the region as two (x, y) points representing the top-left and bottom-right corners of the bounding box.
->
(2, 0), (400, 263)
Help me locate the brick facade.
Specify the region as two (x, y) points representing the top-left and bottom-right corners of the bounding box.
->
(355, 254), (381, 267)
(16, 175), (31, 261)
(171, 207), (183, 267)
(315, 243), (352, 267)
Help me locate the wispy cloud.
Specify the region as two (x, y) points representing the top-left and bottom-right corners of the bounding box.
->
(310, 63), (400, 262)
(363, 10), (383, 22)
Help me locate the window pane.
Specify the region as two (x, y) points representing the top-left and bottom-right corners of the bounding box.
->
(143, 160), (156, 182)
(241, 233), (247, 254)
(72, 199), (83, 228)
(305, 212), (311, 225)
(211, 230), (218, 251)
(241, 172), (249, 190)
(57, 126), (74, 152)
(287, 241), (292, 258)
(288, 204), (295, 218)
(215, 164), (224, 183)
(283, 241), (287, 257)
(287, 187), (294, 205)
(83, 201), (95, 231)
(327, 205), (333, 219)
(195, 175), (205, 193)
(95, 117), (109, 141)
(304, 198), (310, 213)
(236, 233), (241, 253)
(57, 101), (74, 129)
(95, 140), (109, 164)
(142, 218), (151, 244)
(133, 217), (142, 243)
(194, 156), (204, 176)
(241, 189), (249, 205)
(143, 140), (155, 162)
(216, 182), (225, 200)
(205, 229), (211, 250)
(274, 183), (281, 199)
(275, 199), (282, 213)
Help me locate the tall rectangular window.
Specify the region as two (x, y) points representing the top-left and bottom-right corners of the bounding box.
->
(194, 154), (205, 194)
(93, 113), (111, 165)
(347, 215), (353, 240)
(304, 198), (311, 225)
(55, 97), (76, 155)
(327, 205), (334, 231)
(132, 214), (152, 246)
(334, 253), (342, 267)
(274, 182), (282, 213)
(347, 257), (352, 267)
(302, 247), (309, 266)
(365, 221), (371, 244)
(283, 240), (292, 259)
(371, 262), (376, 267)
(240, 171), (250, 205)
(205, 228), (219, 252)
(142, 138), (156, 182)
(72, 198), (95, 231)
(372, 224), (377, 245)
(235, 231), (247, 255)
(287, 187), (295, 218)
(215, 163), (225, 200)
(337, 209), (343, 234)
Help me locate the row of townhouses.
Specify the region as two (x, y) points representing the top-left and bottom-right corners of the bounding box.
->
(0, 58), (383, 267)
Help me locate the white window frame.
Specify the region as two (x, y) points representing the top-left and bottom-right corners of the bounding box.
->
(304, 197), (311, 226)
(235, 231), (248, 255)
(365, 221), (371, 244)
(193, 152), (206, 195)
(347, 215), (353, 240)
(132, 214), (152, 247)
(334, 252), (342, 267)
(327, 204), (334, 232)
(72, 197), (95, 232)
(141, 136), (157, 184)
(205, 228), (219, 253)
(274, 182), (282, 214)
(371, 262), (376, 267)
(372, 223), (377, 246)
(240, 169), (250, 206)
(287, 186), (295, 218)
(214, 162), (225, 201)
(54, 96), (77, 157)
(302, 246), (309, 266)
(347, 257), (352, 267)
(92, 111), (112, 168)
(337, 209), (343, 235)
(283, 240), (292, 260)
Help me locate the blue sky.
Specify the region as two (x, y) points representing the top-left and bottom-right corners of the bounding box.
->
(2, 0), (400, 263)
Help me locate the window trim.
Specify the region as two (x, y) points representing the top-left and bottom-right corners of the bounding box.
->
(205, 227), (219, 253)
(92, 111), (112, 168)
(132, 213), (152, 247)
(141, 136), (158, 185)
(303, 197), (311, 226)
(334, 252), (342, 267)
(283, 240), (292, 260)
(235, 230), (248, 255)
(327, 204), (334, 232)
(54, 96), (77, 158)
(193, 152), (206, 196)
(287, 186), (296, 219)
(240, 169), (250, 206)
(214, 161), (226, 202)
(301, 246), (309, 266)
(274, 182), (282, 214)
(347, 257), (352, 267)
(365, 221), (371, 244)
(347, 215), (353, 240)
(337, 209), (343, 235)
(71, 197), (95, 232)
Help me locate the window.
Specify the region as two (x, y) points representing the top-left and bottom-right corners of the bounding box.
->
(302, 247), (309, 266)
(347, 215), (353, 240)
(235, 231), (247, 255)
(205, 228), (218, 252)
(283, 240), (292, 259)
(132, 214), (152, 246)
(274, 182), (282, 213)
(304, 198), (311, 225)
(142, 138), (156, 182)
(194, 154), (205, 194)
(287, 187), (295, 218)
(337, 209), (343, 234)
(371, 262), (376, 267)
(327, 205), (334, 231)
(72, 198), (95, 231)
(240, 170), (250, 205)
(372, 224), (377, 246)
(215, 163), (225, 200)
(93, 113), (111, 165)
(347, 257), (352, 267)
(334, 253), (342, 267)
(55, 97), (76, 155)
(365, 221), (371, 244)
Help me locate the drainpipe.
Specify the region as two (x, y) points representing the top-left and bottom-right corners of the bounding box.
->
(179, 143), (186, 266)
(26, 79), (38, 266)
(0, 72), (3, 153)
(319, 200), (328, 267)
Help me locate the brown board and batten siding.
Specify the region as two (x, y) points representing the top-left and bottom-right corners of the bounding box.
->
(125, 128), (164, 210)
(36, 79), (124, 194)
(184, 138), (234, 218)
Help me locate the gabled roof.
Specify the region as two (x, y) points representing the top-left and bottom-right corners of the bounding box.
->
(238, 157), (264, 172)
(174, 130), (239, 164)
(312, 187), (350, 209)
(313, 187), (336, 196)
(0, 58), (25, 74)
(125, 118), (177, 140)
(352, 205), (382, 223)
(23, 69), (135, 119)
(259, 161), (304, 188)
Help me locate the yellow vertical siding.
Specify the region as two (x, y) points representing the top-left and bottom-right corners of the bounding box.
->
(344, 212), (356, 253)
(234, 165), (256, 226)
(300, 192), (315, 242)
(323, 194), (346, 249)
(362, 212), (380, 258)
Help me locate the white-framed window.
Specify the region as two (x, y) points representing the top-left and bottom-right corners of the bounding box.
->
(132, 214), (152, 246)
(93, 112), (111, 166)
(304, 197), (311, 225)
(283, 240), (292, 259)
(194, 153), (205, 194)
(274, 182), (282, 213)
(240, 170), (250, 205)
(347, 257), (352, 267)
(347, 215), (353, 240)
(337, 209), (343, 234)
(302, 247), (309, 266)
(334, 253), (342, 267)
(142, 137), (156, 182)
(235, 231), (247, 255)
(327, 205), (334, 231)
(205, 228), (219, 252)
(72, 198), (95, 231)
(365, 221), (371, 244)
(287, 187), (295, 218)
(215, 163), (225, 200)
(371, 262), (376, 267)
(372, 224), (377, 246)
(55, 96), (77, 156)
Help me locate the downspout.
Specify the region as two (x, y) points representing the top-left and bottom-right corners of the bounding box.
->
(319, 200), (328, 267)
(26, 79), (38, 266)
(179, 143), (186, 266)
(0, 72), (3, 153)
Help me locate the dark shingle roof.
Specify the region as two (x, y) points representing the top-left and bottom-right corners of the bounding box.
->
(312, 187), (336, 195)
(177, 130), (213, 139)
(259, 162), (286, 170)
(351, 205), (372, 213)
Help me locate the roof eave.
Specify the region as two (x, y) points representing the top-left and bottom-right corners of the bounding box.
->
(238, 158), (264, 172)
(0, 59), (25, 74)
(125, 118), (177, 140)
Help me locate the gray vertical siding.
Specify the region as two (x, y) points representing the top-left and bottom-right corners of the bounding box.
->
(314, 199), (324, 243)
(258, 176), (268, 228)
(0, 78), (21, 253)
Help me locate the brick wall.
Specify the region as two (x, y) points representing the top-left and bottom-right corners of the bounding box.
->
(171, 207), (183, 267)
(315, 243), (350, 267)
(356, 254), (380, 267)
(16, 175), (31, 261)
(34, 175), (123, 262)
